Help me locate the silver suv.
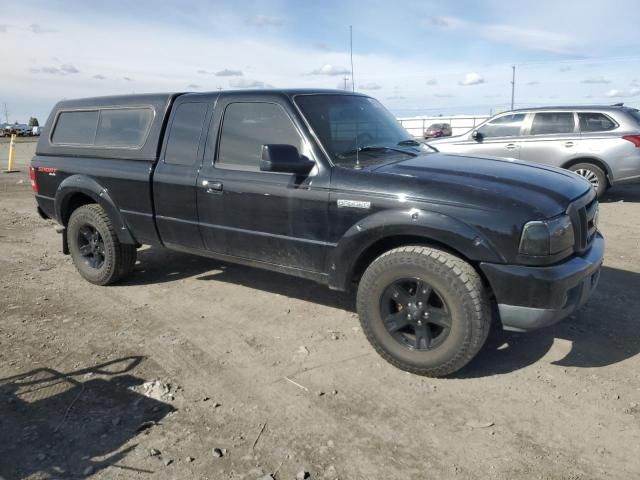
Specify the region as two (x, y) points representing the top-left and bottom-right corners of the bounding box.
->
(428, 105), (640, 197)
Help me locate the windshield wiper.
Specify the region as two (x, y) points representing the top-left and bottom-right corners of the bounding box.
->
(336, 145), (417, 159)
(397, 139), (420, 146)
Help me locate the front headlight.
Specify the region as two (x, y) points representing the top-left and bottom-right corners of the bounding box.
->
(519, 214), (574, 256)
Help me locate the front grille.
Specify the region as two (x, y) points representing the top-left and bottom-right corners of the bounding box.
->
(567, 190), (598, 254)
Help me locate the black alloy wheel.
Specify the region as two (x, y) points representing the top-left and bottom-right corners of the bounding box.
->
(77, 224), (106, 269)
(380, 278), (451, 351)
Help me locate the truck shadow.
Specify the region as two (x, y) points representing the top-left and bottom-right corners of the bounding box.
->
(125, 247), (355, 311)
(0, 357), (173, 479)
(125, 249), (638, 376)
(456, 265), (640, 378)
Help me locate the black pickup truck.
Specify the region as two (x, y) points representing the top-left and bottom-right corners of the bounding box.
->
(31, 89), (604, 376)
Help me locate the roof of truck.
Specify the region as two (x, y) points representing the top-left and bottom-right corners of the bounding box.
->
(52, 89), (364, 108)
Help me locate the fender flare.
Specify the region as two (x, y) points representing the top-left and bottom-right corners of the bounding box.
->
(54, 174), (138, 245)
(327, 208), (504, 291)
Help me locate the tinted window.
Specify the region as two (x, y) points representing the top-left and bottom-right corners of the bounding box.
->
(295, 94), (414, 165)
(51, 110), (99, 144)
(578, 112), (616, 132)
(531, 112), (575, 135)
(165, 103), (208, 165)
(217, 102), (302, 169)
(477, 114), (525, 138)
(95, 108), (153, 147)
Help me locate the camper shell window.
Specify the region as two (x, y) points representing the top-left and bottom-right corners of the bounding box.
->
(51, 107), (154, 148)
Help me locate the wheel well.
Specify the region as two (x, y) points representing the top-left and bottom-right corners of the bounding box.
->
(562, 157), (611, 184)
(62, 193), (96, 226)
(350, 235), (487, 285)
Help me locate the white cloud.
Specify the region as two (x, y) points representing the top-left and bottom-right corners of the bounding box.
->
(30, 63), (79, 75)
(581, 76), (611, 84)
(92, 74), (106, 80)
(423, 15), (576, 54)
(229, 78), (265, 88)
(30, 23), (56, 34)
(187, 83), (201, 89)
(0, 25), (8, 33)
(359, 82), (381, 90)
(606, 88), (640, 98)
(527, 81), (541, 86)
(433, 93), (454, 98)
(309, 64), (351, 76)
(216, 69), (243, 77)
(425, 78), (437, 86)
(245, 15), (283, 28)
(459, 72), (485, 86)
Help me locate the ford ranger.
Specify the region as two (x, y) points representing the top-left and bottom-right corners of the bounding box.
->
(31, 90), (604, 376)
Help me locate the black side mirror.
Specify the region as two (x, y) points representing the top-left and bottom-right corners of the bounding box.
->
(260, 144), (315, 175)
(471, 130), (482, 141)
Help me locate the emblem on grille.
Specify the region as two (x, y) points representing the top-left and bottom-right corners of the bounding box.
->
(337, 199), (371, 209)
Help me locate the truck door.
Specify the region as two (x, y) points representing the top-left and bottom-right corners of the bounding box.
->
(153, 100), (210, 249)
(196, 95), (330, 273)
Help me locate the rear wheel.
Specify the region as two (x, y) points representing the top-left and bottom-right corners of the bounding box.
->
(356, 246), (491, 377)
(67, 204), (137, 285)
(569, 162), (607, 198)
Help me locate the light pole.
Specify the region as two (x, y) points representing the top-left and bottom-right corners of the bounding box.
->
(510, 65), (516, 110)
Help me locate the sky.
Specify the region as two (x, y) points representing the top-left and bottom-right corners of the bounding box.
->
(1, 0), (640, 123)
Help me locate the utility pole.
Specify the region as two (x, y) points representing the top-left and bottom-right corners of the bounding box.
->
(510, 65), (516, 110)
(343, 76), (349, 90)
(3, 103), (8, 124)
(349, 25), (355, 92)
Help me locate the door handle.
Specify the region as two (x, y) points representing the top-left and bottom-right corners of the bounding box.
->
(202, 179), (223, 193)
(505, 143), (518, 150)
(564, 141), (574, 148)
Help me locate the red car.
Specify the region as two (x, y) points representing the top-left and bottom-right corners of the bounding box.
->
(424, 123), (452, 138)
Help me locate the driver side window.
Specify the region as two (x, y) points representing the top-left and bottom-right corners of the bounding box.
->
(477, 113), (526, 138)
(217, 102), (305, 170)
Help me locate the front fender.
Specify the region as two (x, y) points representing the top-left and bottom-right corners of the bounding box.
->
(327, 208), (504, 290)
(55, 175), (138, 245)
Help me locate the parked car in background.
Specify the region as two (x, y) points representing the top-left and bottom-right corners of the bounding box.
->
(32, 126), (42, 136)
(428, 105), (640, 197)
(423, 123), (452, 138)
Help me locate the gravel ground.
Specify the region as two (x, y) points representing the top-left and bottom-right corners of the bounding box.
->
(1, 139), (639, 480)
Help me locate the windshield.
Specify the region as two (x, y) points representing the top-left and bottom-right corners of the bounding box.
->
(295, 94), (423, 166)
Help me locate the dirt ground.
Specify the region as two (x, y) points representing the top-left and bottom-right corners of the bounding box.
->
(1, 139), (639, 480)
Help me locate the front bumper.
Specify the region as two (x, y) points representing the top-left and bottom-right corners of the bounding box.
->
(480, 233), (604, 332)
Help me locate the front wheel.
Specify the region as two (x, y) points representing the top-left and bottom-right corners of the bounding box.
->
(67, 204), (137, 285)
(569, 163), (608, 198)
(356, 246), (491, 377)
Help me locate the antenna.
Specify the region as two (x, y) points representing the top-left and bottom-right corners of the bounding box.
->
(349, 25), (355, 92)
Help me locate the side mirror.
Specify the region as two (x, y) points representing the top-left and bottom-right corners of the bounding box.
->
(471, 130), (482, 141)
(260, 144), (315, 175)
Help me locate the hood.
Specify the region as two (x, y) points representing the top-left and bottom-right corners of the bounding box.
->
(370, 152), (592, 218)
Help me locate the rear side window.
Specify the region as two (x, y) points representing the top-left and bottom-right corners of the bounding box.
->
(578, 113), (616, 132)
(51, 110), (99, 145)
(530, 112), (575, 135)
(95, 109), (153, 147)
(477, 113), (525, 138)
(51, 107), (153, 147)
(217, 102), (303, 170)
(164, 103), (208, 165)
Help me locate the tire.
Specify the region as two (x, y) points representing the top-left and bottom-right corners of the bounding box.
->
(569, 163), (608, 198)
(356, 246), (491, 377)
(67, 204), (137, 285)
